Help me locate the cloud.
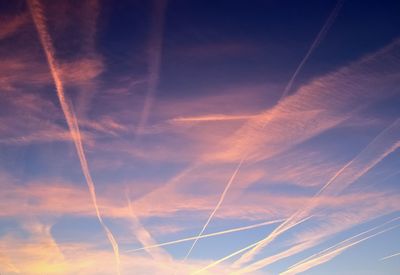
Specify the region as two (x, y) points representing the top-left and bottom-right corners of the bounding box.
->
(28, 0), (120, 273)
(0, 13), (29, 40)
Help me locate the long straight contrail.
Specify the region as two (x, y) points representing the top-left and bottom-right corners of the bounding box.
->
(281, 221), (400, 275)
(233, 119), (400, 269)
(237, 217), (400, 274)
(190, 216), (312, 275)
(279, 0), (344, 100)
(287, 217), (400, 270)
(381, 252), (400, 261)
(126, 218), (284, 253)
(193, 119), (399, 274)
(28, 1), (121, 274)
(183, 158), (245, 261)
(186, 0), (345, 264)
(135, 0), (167, 138)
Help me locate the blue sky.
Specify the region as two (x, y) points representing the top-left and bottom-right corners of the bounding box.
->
(0, 0), (400, 274)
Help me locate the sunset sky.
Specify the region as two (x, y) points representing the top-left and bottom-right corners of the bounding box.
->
(1, 0), (400, 274)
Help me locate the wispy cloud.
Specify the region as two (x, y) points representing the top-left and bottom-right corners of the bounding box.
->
(126, 193), (172, 264)
(281, 218), (400, 275)
(126, 218), (284, 253)
(28, 0), (120, 273)
(234, 118), (400, 270)
(135, 0), (168, 138)
(183, 159), (244, 261)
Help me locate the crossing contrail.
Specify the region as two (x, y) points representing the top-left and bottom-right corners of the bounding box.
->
(281, 221), (400, 274)
(183, 158), (245, 261)
(234, 119), (400, 268)
(187, 0), (345, 265)
(190, 216), (312, 275)
(191, 118), (399, 274)
(126, 193), (172, 264)
(287, 217), (400, 270)
(126, 218), (284, 253)
(28, 1), (120, 274)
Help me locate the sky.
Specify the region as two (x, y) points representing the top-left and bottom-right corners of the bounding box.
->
(0, 0), (400, 274)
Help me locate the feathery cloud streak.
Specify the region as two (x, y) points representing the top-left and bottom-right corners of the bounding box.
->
(28, 1), (120, 274)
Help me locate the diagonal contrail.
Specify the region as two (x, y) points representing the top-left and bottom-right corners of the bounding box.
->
(233, 118), (400, 269)
(190, 216), (312, 275)
(28, 1), (121, 274)
(279, 0), (344, 100)
(185, 0), (345, 264)
(126, 192), (172, 263)
(126, 218), (284, 253)
(281, 221), (400, 275)
(193, 119), (399, 274)
(381, 251), (400, 261)
(135, 0), (167, 138)
(183, 158), (245, 261)
(287, 217), (400, 270)
(235, 119), (400, 267)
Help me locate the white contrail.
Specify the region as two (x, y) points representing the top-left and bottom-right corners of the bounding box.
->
(381, 252), (400, 261)
(238, 217), (400, 274)
(187, 0), (345, 264)
(126, 218), (284, 253)
(126, 193), (172, 264)
(281, 222), (400, 275)
(234, 118), (400, 268)
(279, 0), (344, 100)
(170, 114), (256, 123)
(288, 217), (400, 270)
(190, 216), (312, 275)
(135, 0), (167, 138)
(28, 1), (120, 274)
(183, 158), (245, 261)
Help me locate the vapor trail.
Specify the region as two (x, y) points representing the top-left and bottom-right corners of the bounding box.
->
(287, 217), (400, 270)
(281, 222), (400, 275)
(135, 0), (167, 138)
(381, 252), (400, 261)
(279, 0), (344, 100)
(183, 158), (245, 261)
(234, 118), (400, 268)
(126, 193), (172, 262)
(170, 114), (256, 123)
(28, 1), (120, 274)
(187, 0), (344, 264)
(239, 217), (400, 274)
(191, 216), (312, 275)
(126, 218), (284, 253)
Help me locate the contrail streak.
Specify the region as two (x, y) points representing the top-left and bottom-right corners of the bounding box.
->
(126, 218), (284, 253)
(316, 118), (400, 197)
(188, 0), (344, 265)
(287, 217), (400, 270)
(170, 114), (256, 123)
(135, 0), (167, 138)
(279, 0), (344, 100)
(281, 222), (400, 275)
(238, 217), (400, 274)
(234, 118), (400, 268)
(381, 252), (400, 261)
(183, 158), (245, 261)
(28, 1), (120, 274)
(126, 193), (172, 262)
(190, 216), (312, 275)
